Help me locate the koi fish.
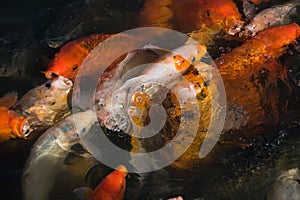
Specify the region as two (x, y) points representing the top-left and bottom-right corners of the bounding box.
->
(140, 0), (244, 44)
(22, 110), (97, 200)
(44, 34), (111, 81)
(217, 23), (300, 78)
(267, 168), (300, 200)
(0, 106), (30, 142)
(98, 44), (207, 131)
(173, 23), (300, 169)
(113, 24), (300, 170)
(14, 76), (72, 129)
(243, 3), (299, 36)
(95, 48), (162, 131)
(74, 165), (128, 200)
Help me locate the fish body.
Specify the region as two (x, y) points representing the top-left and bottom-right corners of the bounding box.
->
(22, 110), (97, 200)
(74, 165), (128, 200)
(219, 23), (300, 77)
(244, 3), (299, 36)
(267, 168), (300, 200)
(124, 24), (300, 170)
(0, 106), (29, 142)
(140, 0), (243, 42)
(14, 76), (72, 129)
(99, 44), (206, 131)
(45, 34), (111, 81)
(216, 23), (300, 131)
(95, 48), (162, 131)
(91, 165), (127, 200)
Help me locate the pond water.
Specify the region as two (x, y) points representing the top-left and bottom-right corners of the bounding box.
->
(0, 0), (299, 199)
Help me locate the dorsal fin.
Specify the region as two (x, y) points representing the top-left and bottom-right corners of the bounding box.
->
(0, 92), (18, 108)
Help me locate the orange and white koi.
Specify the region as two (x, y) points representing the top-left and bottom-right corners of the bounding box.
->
(98, 44), (206, 131)
(0, 106), (30, 142)
(44, 34), (111, 81)
(74, 165), (128, 200)
(15, 76), (72, 128)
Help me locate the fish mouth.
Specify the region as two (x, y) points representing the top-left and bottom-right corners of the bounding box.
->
(53, 76), (73, 90)
(21, 120), (32, 138)
(44, 71), (59, 79)
(116, 165), (128, 174)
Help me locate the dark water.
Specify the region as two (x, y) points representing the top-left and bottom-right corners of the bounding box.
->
(0, 0), (300, 200)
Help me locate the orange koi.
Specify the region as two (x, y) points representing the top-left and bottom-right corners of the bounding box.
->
(140, 0), (243, 36)
(211, 24), (300, 133)
(217, 23), (300, 77)
(0, 106), (29, 142)
(74, 165), (127, 200)
(44, 34), (111, 81)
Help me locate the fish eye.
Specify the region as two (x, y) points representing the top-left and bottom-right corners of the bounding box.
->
(191, 56), (196, 62)
(72, 65), (78, 71)
(45, 82), (51, 88)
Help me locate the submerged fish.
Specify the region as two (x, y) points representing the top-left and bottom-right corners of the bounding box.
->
(99, 24), (300, 170)
(0, 106), (30, 142)
(98, 44), (207, 132)
(267, 168), (300, 200)
(243, 3), (299, 36)
(140, 0), (243, 45)
(14, 76), (72, 129)
(44, 34), (111, 81)
(22, 110), (97, 200)
(74, 165), (128, 200)
(140, 0), (243, 33)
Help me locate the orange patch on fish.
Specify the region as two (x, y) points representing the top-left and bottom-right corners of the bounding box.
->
(173, 54), (191, 72)
(45, 34), (111, 81)
(0, 107), (29, 142)
(140, 0), (243, 34)
(90, 165), (127, 200)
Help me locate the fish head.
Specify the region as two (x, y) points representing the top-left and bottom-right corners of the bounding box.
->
(44, 47), (87, 81)
(226, 19), (244, 35)
(92, 165), (127, 200)
(44, 60), (80, 81)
